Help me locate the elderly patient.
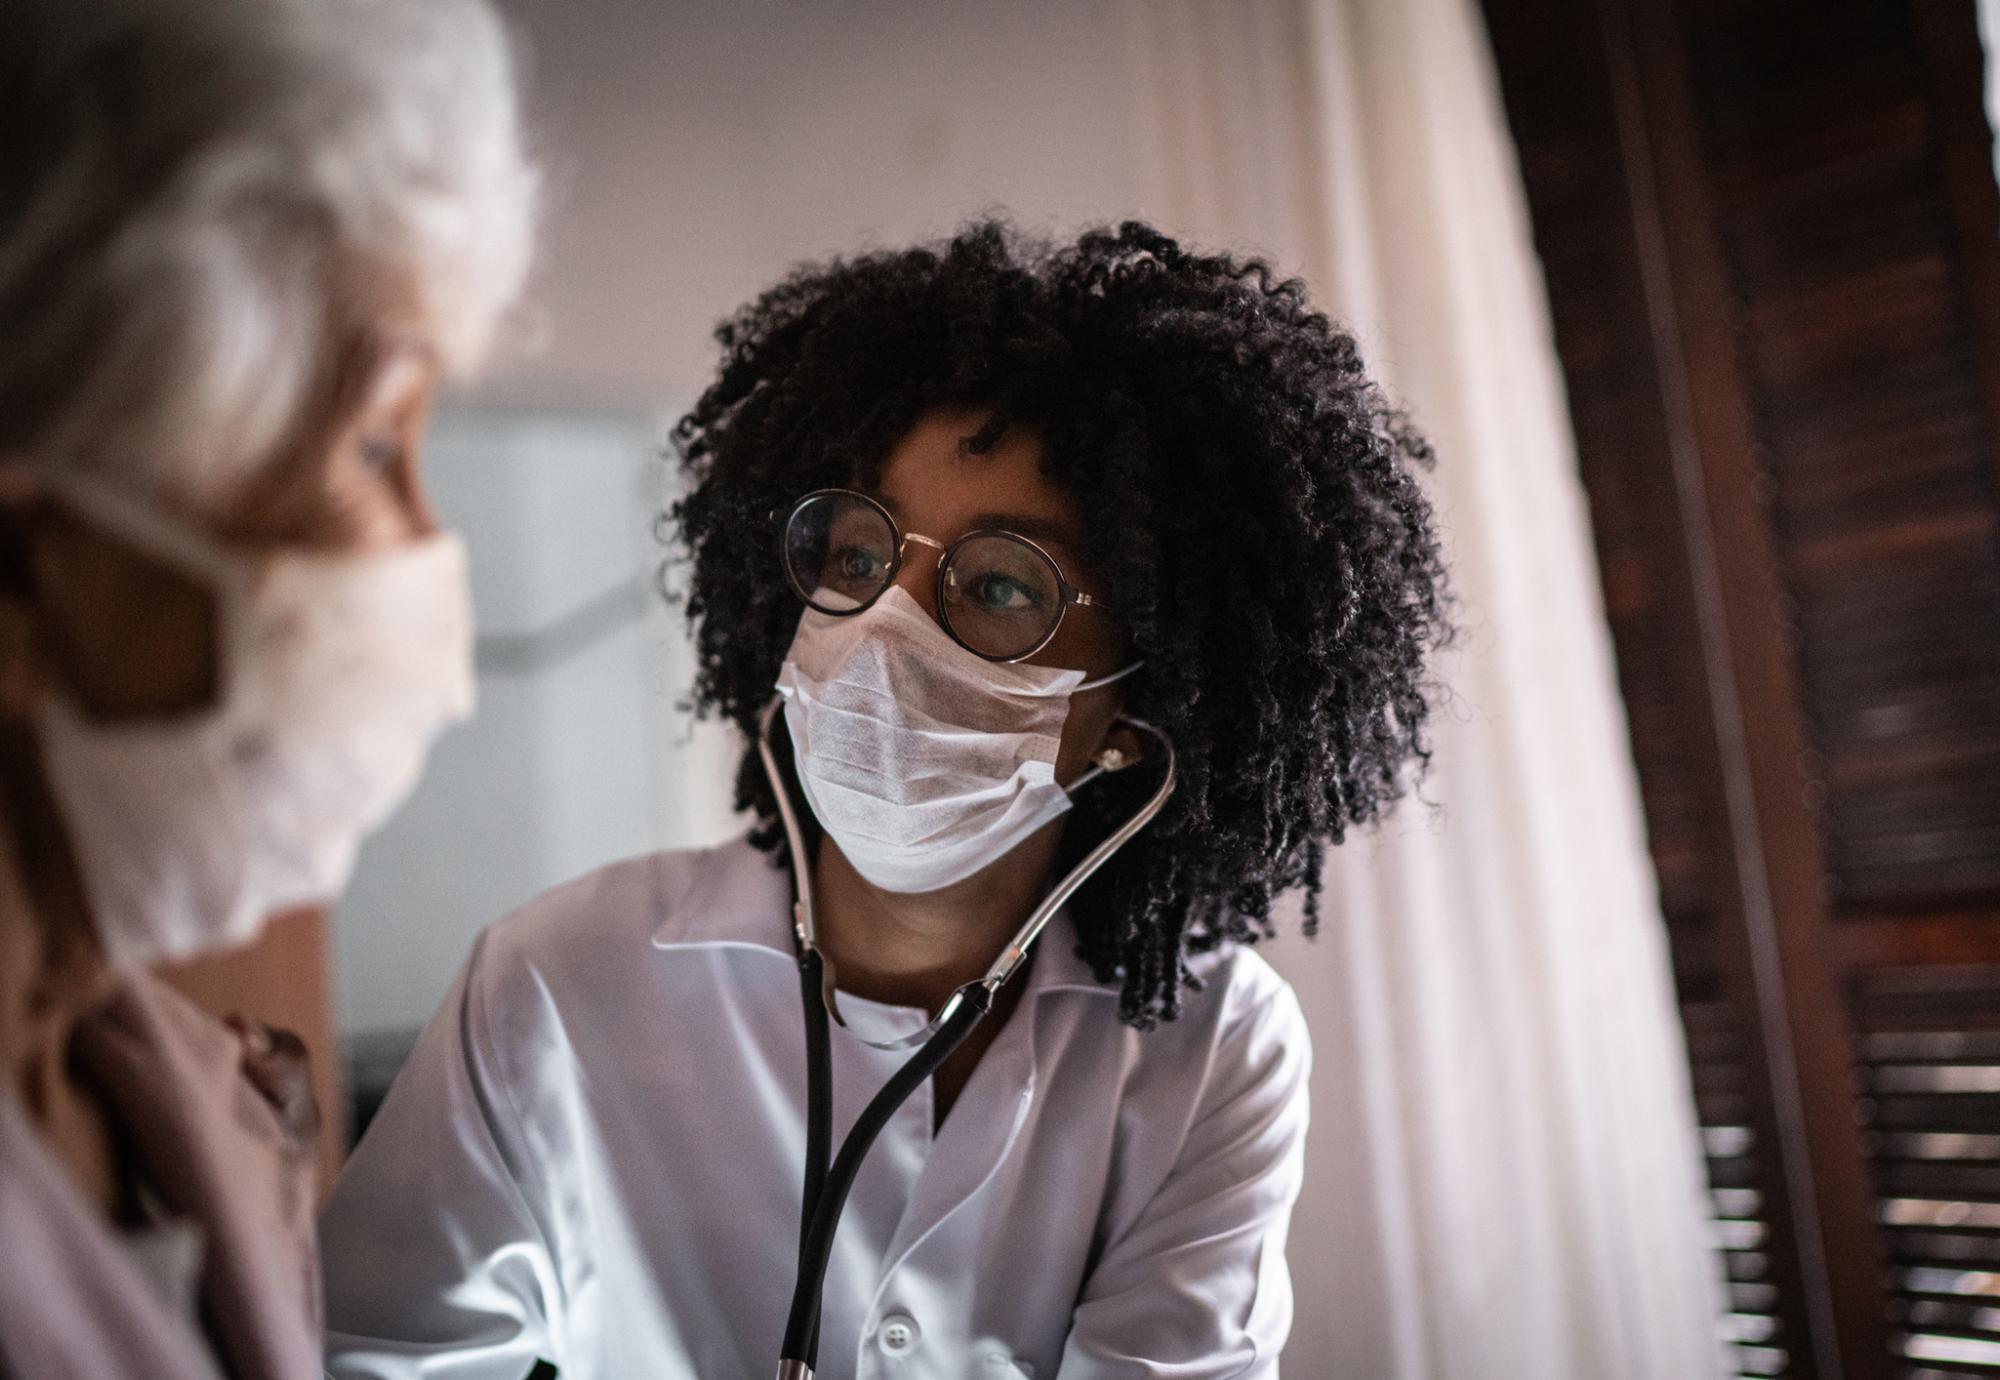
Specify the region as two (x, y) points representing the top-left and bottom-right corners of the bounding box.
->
(0, 0), (532, 1375)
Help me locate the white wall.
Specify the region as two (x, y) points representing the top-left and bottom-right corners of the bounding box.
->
(480, 0), (1146, 407)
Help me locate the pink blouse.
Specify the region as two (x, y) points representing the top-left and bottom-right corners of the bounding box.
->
(0, 975), (320, 1379)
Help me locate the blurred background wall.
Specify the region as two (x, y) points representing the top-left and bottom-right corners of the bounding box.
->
(481, 1), (1148, 409)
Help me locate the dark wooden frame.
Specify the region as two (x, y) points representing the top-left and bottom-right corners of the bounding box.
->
(1595, 0), (1891, 1369)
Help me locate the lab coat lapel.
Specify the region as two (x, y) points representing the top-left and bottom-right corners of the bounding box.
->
(869, 972), (1044, 1291)
(874, 912), (1110, 1281)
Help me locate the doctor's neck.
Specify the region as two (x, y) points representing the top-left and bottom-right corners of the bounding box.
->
(812, 820), (1066, 1014)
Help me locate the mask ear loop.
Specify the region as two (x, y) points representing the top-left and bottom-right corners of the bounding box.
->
(37, 468), (242, 591)
(36, 469), (257, 716)
(1074, 658), (1144, 694)
(1045, 657), (1147, 794)
(756, 697), (1177, 1052)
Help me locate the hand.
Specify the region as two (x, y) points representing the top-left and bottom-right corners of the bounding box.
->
(227, 1015), (322, 1160)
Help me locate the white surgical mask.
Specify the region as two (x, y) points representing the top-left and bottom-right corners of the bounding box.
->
(33, 470), (475, 969)
(776, 586), (1137, 894)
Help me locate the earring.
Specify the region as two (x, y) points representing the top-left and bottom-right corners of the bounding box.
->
(1094, 745), (1133, 773)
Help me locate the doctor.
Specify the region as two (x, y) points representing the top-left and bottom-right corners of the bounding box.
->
(320, 221), (1450, 1379)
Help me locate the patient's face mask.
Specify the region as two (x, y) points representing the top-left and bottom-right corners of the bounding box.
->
(776, 586), (1137, 894)
(34, 471), (475, 969)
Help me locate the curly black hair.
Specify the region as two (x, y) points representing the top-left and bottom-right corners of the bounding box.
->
(669, 219), (1447, 1028)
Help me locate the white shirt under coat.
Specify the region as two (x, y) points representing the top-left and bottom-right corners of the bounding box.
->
(320, 836), (1312, 1379)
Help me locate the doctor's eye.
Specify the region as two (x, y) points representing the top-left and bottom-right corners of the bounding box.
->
(941, 533), (1068, 658)
(833, 545), (887, 584)
(946, 539), (1058, 614)
(783, 490), (900, 613)
(959, 569), (1045, 612)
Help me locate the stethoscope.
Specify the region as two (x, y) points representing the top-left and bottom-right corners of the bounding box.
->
(754, 695), (1178, 1380)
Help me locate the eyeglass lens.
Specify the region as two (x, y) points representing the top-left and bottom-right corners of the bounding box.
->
(783, 491), (1065, 659)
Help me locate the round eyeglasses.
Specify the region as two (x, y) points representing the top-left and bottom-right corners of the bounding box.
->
(779, 488), (1113, 662)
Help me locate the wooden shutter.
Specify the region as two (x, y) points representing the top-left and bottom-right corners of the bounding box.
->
(1479, 1), (2000, 1376)
(1853, 968), (2000, 1376)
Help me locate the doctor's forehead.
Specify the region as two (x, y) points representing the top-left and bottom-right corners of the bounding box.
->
(870, 410), (1088, 554)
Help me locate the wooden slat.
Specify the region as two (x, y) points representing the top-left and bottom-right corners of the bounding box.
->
(1855, 967), (2000, 1380)
(1838, 914), (2000, 973)
(1699, 8), (2000, 913)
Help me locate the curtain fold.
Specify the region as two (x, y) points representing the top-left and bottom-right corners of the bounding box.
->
(1981, 0), (2000, 185)
(1114, 2), (1733, 1375)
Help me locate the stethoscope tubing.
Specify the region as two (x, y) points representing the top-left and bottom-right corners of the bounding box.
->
(758, 694), (1175, 1378)
(795, 949), (831, 1366)
(781, 970), (991, 1367)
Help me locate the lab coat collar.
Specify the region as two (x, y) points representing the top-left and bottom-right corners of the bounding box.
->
(648, 836), (1116, 1000)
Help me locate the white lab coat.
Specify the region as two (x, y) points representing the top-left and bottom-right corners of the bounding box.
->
(320, 836), (1311, 1379)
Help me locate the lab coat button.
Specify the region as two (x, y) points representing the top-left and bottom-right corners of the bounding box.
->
(878, 1314), (920, 1354)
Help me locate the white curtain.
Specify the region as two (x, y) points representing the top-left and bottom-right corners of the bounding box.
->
(1114, 3), (1733, 1376)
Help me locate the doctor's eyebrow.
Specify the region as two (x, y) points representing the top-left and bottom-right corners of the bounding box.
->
(869, 491), (1087, 556)
(961, 510), (1088, 554)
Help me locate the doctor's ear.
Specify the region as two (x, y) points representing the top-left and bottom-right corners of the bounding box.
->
(1092, 722), (1148, 774)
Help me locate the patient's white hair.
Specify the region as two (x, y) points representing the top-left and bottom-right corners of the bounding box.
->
(0, 0), (537, 507)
